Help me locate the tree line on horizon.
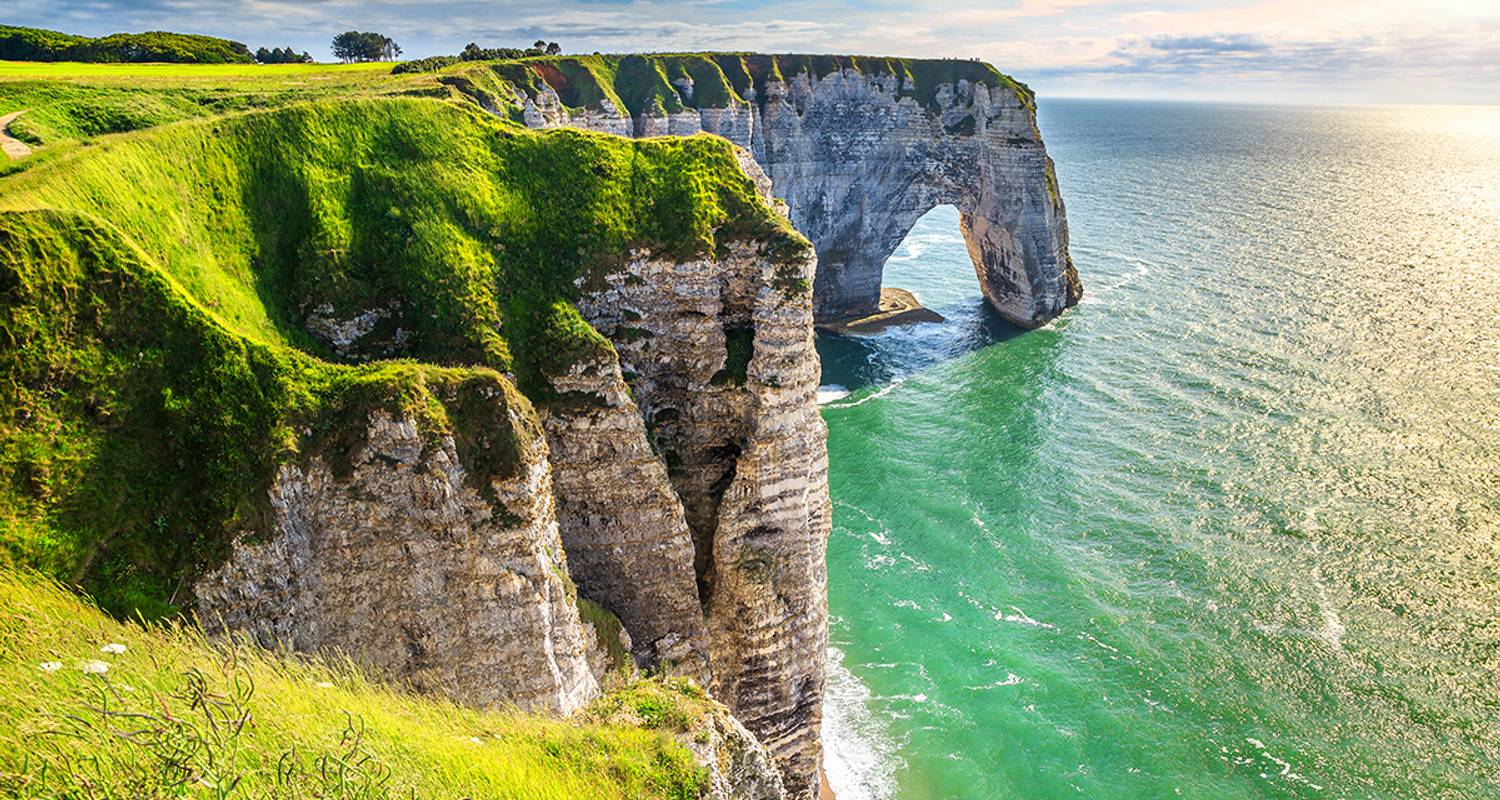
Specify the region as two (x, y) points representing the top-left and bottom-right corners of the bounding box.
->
(0, 24), (254, 63)
(255, 46), (313, 64)
(0, 24), (564, 68)
(391, 39), (564, 74)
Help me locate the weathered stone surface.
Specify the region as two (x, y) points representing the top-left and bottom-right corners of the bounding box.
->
(196, 397), (600, 716)
(516, 65), (1080, 327)
(688, 694), (790, 800)
(573, 228), (829, 798)
(538, 353), (712, 682)
(197, 110), (841, 796)
(194, 166), (829, 795)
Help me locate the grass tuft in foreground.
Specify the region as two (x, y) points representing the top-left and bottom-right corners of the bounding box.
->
(0, 569), (709, 799)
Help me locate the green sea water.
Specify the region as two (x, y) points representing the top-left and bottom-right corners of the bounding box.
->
(817, 100), (1500, 800)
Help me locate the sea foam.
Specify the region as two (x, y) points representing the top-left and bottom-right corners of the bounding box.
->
(822, 646), (902, 800)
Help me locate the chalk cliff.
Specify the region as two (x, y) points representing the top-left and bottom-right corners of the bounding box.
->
(195, 392), (603, 716)
(422, 52), (1080, 795)
(465, 54), (1081, 326)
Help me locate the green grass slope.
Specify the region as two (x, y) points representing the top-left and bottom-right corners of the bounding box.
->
(0, 61), (424, 148)
(0, 568), (711, 798)
(445, 52), (1034, 120)
(0, 97), (808, 618)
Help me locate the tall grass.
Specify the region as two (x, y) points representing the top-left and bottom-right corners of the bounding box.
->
(0, 569), (709, 798)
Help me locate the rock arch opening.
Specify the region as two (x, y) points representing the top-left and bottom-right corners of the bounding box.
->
(881, 204), (975, 310)
(804, 174), (1067, 329)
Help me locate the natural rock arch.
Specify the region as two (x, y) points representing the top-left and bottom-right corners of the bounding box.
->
(509, 58), (1082, 327)
(746, 70), (1081, 327)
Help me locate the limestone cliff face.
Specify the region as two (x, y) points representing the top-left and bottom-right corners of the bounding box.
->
(196, 396), (600, 715)
(537, 349), (712, 681)
(570, 235), (830, 797)
(504, 57), (1080, 327)
(195, 156), (830, 797)
(538, 154), (829, 792)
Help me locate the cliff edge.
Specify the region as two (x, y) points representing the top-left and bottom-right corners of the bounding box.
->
(445, 53), (1081, 327)
(0, 98), (824, 796)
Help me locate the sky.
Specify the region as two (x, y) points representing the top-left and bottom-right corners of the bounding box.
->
(8, 0), (1500, 104)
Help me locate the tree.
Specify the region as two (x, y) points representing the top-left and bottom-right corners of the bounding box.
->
(545, 41), (561, 55)
(331, 30), (400, 63)
(330, 31), (359, 62)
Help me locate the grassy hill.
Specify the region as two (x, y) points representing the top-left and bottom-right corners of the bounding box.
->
(0, 568), (711, 798)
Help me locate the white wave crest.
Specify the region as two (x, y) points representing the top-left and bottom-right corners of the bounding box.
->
(823, 379), (905, 409)
(822, 647), (902, 800)
(817, 384), (851, 404)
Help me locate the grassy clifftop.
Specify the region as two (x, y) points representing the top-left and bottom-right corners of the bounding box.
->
(0, 97), (808, 618)
(432, 52), (1034, 118)
(0, 568), (712, 798)
(0, 61), (421, 147)
(0, 52), (1033, 151)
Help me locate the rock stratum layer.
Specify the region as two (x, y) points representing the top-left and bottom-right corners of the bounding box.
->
(447, 53), (1081, 326)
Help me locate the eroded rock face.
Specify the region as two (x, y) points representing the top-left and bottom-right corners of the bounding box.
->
(537, 351), (713, 682)
(571, 236), (830, 797)
(198, 133), (833, 796)
(688, 695), (790, 800)
(196, 401), (600, 716)
(194, 174), (831, 795)
(517, 65), (1080, 327)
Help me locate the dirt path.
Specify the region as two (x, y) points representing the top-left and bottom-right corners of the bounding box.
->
(1, 111), (32, 159)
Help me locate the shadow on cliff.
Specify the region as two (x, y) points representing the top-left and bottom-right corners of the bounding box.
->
(815, 298), (1029, 394)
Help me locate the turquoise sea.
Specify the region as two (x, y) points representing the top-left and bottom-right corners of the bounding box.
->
(817, 100), (1500, 799)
